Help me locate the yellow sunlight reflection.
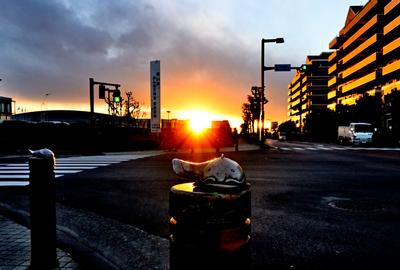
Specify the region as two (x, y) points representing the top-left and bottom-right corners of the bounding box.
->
(183, 111), (212, 134)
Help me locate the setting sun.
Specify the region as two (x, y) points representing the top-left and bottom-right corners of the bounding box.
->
(190, 118), (209, 133)
(189, 113), (211, 134)
(178, 111), (212, 134)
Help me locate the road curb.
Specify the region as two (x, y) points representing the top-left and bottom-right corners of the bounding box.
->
(0, 202), (169, 270)
(0, 202), (119, 270)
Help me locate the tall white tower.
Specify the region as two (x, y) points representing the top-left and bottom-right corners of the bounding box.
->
(150, 60), (161, 133)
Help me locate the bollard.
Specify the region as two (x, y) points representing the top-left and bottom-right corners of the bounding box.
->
(29, 149), (58, 269)
(169, 182), (251, 269)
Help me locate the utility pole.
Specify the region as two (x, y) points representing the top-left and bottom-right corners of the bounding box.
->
(260, 38), (284, 144)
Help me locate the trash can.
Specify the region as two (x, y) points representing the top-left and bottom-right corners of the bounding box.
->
(169, 182), (251, 269)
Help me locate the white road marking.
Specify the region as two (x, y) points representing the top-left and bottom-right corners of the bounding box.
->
(276, 145), (400, 152)
(0, 181), (29, 186)
(0, 153), (160, 187)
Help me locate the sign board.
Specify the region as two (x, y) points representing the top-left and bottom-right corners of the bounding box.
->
(150, 60), (161, 133)
(274, 64), (292, 72)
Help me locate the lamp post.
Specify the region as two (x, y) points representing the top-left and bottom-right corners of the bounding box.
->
(166, 110), (171, 128)
(167, 110), (171, 121)
(260, 37), (284, 143)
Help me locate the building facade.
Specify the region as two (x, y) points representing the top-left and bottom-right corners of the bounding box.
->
(327, 0), (400, 122)
(0, 96), (13, 120)
(288, 52), (331, 130)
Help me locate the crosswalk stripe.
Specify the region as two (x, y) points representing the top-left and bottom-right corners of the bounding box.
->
(276, 146), (400, 151)
(0, 181), (29, 186)
(0, 175), (64, 179)
(0, 153), (161, 187)
(2, 166), (97, 170)
(0, 170), (82, 174)
(3, 163), (112, 166)
(0, 175), (28, 179)
(2, 166), (96, 169)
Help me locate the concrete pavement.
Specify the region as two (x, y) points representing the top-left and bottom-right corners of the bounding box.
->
(0, 143), (259, 270)
(0, 197), (169, 270)
(2, 141), (398, 269)
(0, 214), (80, 270)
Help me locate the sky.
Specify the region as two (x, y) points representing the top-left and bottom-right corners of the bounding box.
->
(0, 0), (366, 128)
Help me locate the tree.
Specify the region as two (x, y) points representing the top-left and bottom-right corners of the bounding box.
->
(124, 91), (143, 127)
(335, 104), (353, 126)
(303, 108), (337, 142)
(241, 102), (252, 135)
(278, 120), (299, 140)
(382, 90), (400, 145)
(353, 93), (382, 127)
(241, 87), (261, 135)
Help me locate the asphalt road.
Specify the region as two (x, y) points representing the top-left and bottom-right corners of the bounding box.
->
(1, 142), (400, 269)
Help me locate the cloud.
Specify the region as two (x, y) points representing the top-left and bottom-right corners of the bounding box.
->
(1, 0), (291, 121)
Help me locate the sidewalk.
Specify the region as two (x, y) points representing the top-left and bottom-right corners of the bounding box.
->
(0, 197), (169, 270)
(0, 214), (80, 270)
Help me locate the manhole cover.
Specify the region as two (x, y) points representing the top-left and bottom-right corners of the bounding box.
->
(328, 199), (384, 212)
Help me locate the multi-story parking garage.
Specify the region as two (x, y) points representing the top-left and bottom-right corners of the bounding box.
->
(288, 53), (331, 130)
(289, 0), (399, 131)
(328, 0), (400, 110)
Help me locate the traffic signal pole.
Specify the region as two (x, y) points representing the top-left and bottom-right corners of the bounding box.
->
(260, 38), (284, 144)
(89, 78), (121, 126)
(260, 40), (265, 144)
(90, 78), (95, 126)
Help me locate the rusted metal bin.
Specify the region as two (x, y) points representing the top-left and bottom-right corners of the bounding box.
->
(169, 182), (251, 269)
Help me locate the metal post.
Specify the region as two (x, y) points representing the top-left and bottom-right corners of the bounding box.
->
(261, 39), (265, 144)
(260, 37), (284, 144)
(89, 78), (95, 126)
(29, 149), (58, 269)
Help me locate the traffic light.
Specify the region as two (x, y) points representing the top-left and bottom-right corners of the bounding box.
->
(299, 64), (308, 72)
(99, 84), (105, 99)
(299, 64), (312, 75)
(113, 89), (121, 103)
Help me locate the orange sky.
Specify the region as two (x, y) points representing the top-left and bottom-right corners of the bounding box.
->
(10, 63), (293, 129)
(1, 0), (364, 129)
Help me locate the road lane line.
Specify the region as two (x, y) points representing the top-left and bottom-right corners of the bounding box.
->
(316, 147), (333, 150)
(0, 181), (29, 186)
(2, 166), (97, 170)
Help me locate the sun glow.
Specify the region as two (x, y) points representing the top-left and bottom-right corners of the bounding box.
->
(189, 114), (211, 133)
(178, 111), (212, 134)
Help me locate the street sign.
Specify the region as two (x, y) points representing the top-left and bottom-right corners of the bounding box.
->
(274, 64), (292, 71)
(150, 60), (161, 133)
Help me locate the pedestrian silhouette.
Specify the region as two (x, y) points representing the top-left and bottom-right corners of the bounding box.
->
(232, 128), (239, 152)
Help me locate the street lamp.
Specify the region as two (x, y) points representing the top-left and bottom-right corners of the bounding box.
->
(260, 37), (284, 143)
(166, 110), (171, 120)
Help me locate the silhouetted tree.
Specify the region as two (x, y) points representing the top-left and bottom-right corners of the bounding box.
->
(241, 88), (261, 135)
(335, 104), (353, 126)
(384, 90), (400, 129)
(278, 120), (299, 140)
(124, 91), (143, 127)
(381, 90), (400, 145)
(303, 108), (337, 142)
(353, 93), (382, 127)
(241, 102), (252, 135)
